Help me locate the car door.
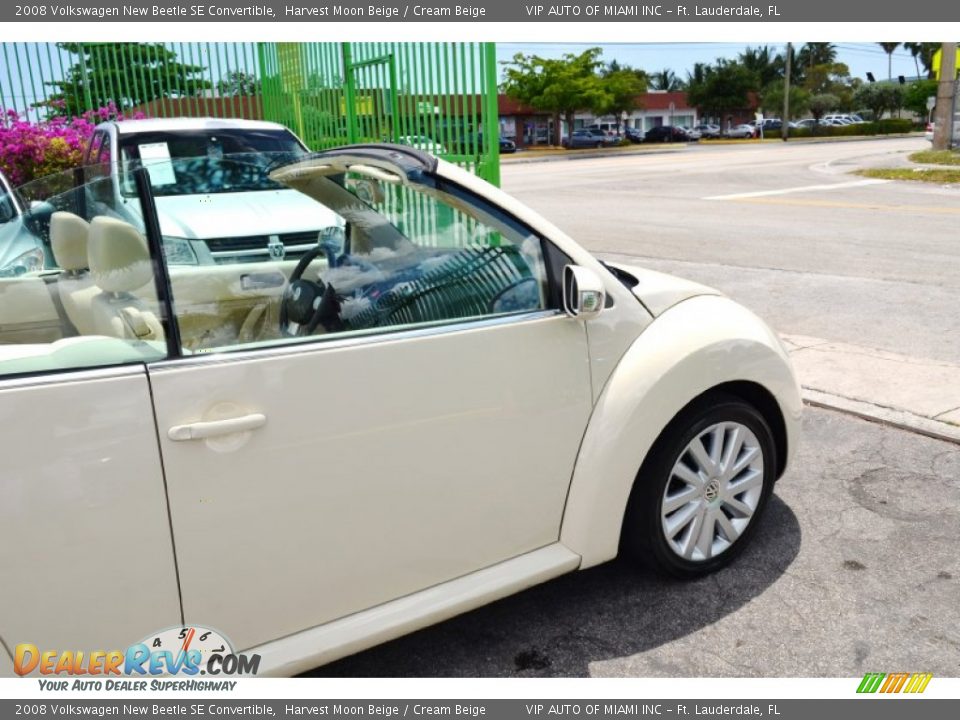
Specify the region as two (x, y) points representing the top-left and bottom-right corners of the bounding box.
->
(0, 171), (181, 661)
(146, 151), (596, 652)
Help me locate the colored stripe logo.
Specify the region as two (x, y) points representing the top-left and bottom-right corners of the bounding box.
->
(857, 672), (933, 693)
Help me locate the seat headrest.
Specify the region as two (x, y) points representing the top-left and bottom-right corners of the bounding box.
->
(88, 217), (154, 293)
(50, 212), (90, 271)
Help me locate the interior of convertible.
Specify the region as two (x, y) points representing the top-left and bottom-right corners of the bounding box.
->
(0, 157), (549, 376)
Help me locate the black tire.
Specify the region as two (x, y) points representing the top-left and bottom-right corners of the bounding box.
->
(621, 393), (776, 579)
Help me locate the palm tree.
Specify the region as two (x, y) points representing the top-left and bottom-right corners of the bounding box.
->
(738, 45), (782, 88)
(877, 42), (900, 80)
(903, 42), (940, 78)
(798, 43), (837, 69)
(650, 69), (681, 92)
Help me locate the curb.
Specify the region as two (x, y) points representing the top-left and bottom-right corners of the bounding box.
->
(802, 387), (960, 446)
(501, 146), (685, 164)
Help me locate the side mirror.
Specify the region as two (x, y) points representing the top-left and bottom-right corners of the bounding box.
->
(563, 265), (606, 320)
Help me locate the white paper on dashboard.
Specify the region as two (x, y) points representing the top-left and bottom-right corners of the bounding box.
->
(138, 142), (177, 186)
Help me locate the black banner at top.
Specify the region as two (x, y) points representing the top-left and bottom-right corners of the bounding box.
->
(4, 0), (960, 22)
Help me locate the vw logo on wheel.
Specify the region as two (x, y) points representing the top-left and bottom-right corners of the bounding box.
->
(703, 479), (720, 503)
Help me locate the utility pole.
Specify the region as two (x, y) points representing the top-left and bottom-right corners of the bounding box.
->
(781, 42), (792, 141)
(933, 42), (957, 151)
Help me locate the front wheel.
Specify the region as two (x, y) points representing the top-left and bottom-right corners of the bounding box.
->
(621, 395), (776, 579)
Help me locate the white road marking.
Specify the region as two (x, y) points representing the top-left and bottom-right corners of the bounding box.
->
(704, 179), (890, 200)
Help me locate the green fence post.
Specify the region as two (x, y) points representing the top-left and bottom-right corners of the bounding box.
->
(480, 42), (500, 186)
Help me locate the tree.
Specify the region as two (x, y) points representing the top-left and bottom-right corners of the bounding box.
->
(877, 42), (900, 81)
(216, 71), (261, 97)
(903, 42), (941, 79)
(798, 43), (837, 70)
(650, 69), (682, 92)
(593, 69), (647, 134)
(738, 46), (784, 89)
(40, 43), (210, 117)
(686, 60), (758, 133)
(902, 79), (939, 118)
(853, 83), (904, 120)
(808, 93), (840, 124)
(802, 62), (858, 109)
(502, 48), (607, 145)
(761, 82), (810, 119)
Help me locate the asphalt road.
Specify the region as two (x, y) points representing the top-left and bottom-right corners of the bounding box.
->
(309, 407), (960, 677)
(501, 138), (960, 363)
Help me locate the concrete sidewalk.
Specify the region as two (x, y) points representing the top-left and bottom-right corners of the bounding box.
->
(781, 334), (960, 444)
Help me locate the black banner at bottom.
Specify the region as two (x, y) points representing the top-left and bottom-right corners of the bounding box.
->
(1, 700), (957, 720)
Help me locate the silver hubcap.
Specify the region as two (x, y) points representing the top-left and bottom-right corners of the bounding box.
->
(660, 421), (764, 562)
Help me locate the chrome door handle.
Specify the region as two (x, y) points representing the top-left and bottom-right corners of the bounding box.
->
(168, 413), (267, 441)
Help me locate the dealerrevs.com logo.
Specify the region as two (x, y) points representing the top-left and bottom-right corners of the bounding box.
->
(15, 626), (260, 679)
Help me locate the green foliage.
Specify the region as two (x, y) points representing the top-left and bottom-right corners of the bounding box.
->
(790, 118), (914, 138)
(797, 43), (837, 70)
(902, 79), (939, 117)
(738, 46), (785, 89)
(807, 94), (840, 120)
(593, 69), (647, 130)
(852, 83), (905, 120)
(216, 71), (260, 97)
(903, 43), (941, 79)
(685, 60), (758, 127)
(39, 43), (211, 117)
(501, 48), (607, 144)
(760, 82), (810, 119)
(649, 68), (682, 92)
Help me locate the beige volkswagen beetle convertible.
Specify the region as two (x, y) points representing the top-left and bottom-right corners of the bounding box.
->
(0, 145), (800, 677)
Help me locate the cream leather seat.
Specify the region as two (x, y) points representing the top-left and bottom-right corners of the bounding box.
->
(49, 211), (99, 336)
(87, 216), (165, 342)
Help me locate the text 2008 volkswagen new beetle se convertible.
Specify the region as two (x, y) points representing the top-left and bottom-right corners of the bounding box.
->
(0, 144), (800, 676)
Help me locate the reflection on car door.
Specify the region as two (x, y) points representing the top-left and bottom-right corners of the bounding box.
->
(148, 315), (593, 651)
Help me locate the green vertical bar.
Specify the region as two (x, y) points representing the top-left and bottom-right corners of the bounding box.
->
(136, 44), (150, 115)
(109, 43), (127, 113)
(480, 42), (500, 186)
(203, 42), (215, 117)
(77, 43), (93, 114)
(468, 44), (478, 163)
(153, 44), (168, 117)
(341, 43), (358, 143)
(0, 45), (13, 117)
(12, 44), (29, 120)
(388, 52), (400, 143)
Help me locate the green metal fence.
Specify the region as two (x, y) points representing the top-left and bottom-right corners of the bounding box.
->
(0, 41), (500, 184)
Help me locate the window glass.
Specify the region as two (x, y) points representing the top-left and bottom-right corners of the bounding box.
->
(0, 168), (168, 379)
(159, 152), (550, 355)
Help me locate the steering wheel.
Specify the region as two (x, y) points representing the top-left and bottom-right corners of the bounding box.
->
(279, 245), (343, 337)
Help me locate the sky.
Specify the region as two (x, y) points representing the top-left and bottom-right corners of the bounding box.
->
(496, 42), (926, 83)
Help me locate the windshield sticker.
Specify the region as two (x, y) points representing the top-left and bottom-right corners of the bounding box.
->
(138, 142), (176, 186)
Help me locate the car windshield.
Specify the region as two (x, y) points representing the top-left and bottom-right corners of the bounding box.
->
(117, 129), (307, 198)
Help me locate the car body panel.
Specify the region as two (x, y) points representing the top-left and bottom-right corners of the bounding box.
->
(251, 543), (580, 676)
(0, 368), (182, 653)
(147, 312), (593, 651)
(605, 261), (720, 316)
(561, 294), (802, 568)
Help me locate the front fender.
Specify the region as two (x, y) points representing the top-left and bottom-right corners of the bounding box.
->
(561, 295), (802, 568)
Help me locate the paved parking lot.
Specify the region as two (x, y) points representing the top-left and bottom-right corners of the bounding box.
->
(310, 407), (960, 677)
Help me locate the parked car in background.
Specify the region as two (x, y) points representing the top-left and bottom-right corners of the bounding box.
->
(453, 134), (517, 155)
(0, 169), (53, 277)
(794, 119), (818, 129)
(726, 124), (757, 139)
(624, 127), (645, 144)
(680, 127), (702, 140)
(397, 135), (448, 155)
(644, 125), (689, 143)
(562, 129), (617, 149)
(0, 143), (801, 676)
(82, 118), (342, 265)
(694, 124), (722, 139)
